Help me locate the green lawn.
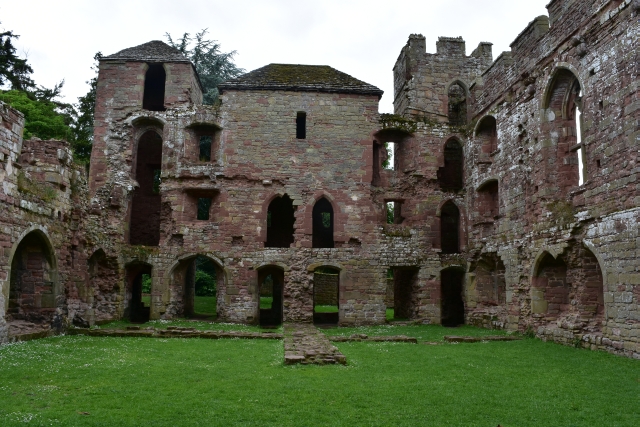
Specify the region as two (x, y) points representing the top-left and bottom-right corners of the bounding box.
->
(0, 326), (638, 426)
(194, 296), (216, 316)
(314, 305), (339, 313)
(260, 296), (273, 309)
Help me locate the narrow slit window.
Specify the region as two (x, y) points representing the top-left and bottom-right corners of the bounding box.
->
(197, 198), (212, 221)
(296, 112), (306, 139)
(199, 135), (212, 162)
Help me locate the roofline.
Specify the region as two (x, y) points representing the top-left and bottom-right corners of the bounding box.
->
(218, 85), (383, 99)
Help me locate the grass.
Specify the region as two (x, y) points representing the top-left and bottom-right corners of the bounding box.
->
(314, 305), (338, 313)
(0, 325), (637, 426)
(194, 296), (216, 316)
(260, 296), (273, 309)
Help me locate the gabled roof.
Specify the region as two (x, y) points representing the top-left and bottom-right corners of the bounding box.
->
(218, 64), (383, 98)
(102, 40), (190, 63)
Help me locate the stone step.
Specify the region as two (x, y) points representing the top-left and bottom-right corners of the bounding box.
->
(283, 323), (346, 365)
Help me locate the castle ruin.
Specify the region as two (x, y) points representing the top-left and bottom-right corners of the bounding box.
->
(0, 0), (638, 357)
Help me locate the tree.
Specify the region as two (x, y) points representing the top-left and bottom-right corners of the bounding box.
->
(0, 89), (73, 140)
(165, 29), (244, 105)
(0, 27), (34, 91)
(69, 52), (102, 163)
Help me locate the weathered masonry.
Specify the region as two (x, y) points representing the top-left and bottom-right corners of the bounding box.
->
(0, 0), (638, 358)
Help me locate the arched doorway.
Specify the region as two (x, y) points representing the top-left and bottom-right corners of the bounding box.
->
(313, 266), (339, 325)
(8, 231), (59, 324)
(172, 255), (221, 319)
(258, 266), (284, 327)
(125, 262), (152, 323)
(441, 267), (465, 327)
(312, 198), (334, 248)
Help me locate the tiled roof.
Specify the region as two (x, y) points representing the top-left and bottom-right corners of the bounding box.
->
(103, 40), (189, 63)
(218, 64), (383, 97)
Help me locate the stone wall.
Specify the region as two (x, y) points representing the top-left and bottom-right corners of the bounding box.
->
(0, 101), (90, 342)
(314, 272), (338, 306)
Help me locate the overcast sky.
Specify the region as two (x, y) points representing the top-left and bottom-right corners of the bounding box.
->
(1, 0), (550, 113)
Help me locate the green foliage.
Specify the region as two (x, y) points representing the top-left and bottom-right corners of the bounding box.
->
(386, 201), (394, 224)
(195, 256), (217, 296)
(166, 29), (245, 105)
(0, 27), (34, 90)
(382, 142), (392, 169)
(321, 211), (331, 228)
(69, 52), (102, 164)
(0, 89), (73, 141)
(1, 327), (638, 426)
(141, 274), (151, 294)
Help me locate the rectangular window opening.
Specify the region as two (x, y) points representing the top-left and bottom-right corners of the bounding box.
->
(321, 212), (331, 228)
(383, 142), (396, 170)
(199, 135), (212, 162)
(386, 200), (404, 224)
(197, 198), (212, 221)
(296, 112), (306, 139)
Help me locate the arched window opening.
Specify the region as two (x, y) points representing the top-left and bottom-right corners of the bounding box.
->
(129, 131), (162, 246)
(437, 139), (464, 191)
(313, 266), (339, 325)
(296, 112), (306, 139)
(259, 267), (284, 327)
(476, 180), (499, 220)
(474, 256), (506, 307)
(388, 267), (420, 321)
(266, 195), (295, 248)
(531, 253), (568, 317)
(441, 267), (465, 327)
(312, 197), (334, 248)
(475, 116), (498, 158)
(183, 256), (218, 318)
(440, 201), (460, 254)
(8, 232), (58, 325)
(544, 69), (584, 192)
(143, 63), (166, 111)
(448, 82), (467, 126)
(125, 263), (152, 323)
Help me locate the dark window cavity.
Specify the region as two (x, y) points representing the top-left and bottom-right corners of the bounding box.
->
(265, 195), (296, 248)
(440, 201), (460, 254)
(129, 130), (162, 246)
(296, 112), (306, 139)
(312, 197), (334, 248)
(143, 63), (166, 111)
(199, 135), (212, 161)
(197, 198), (212, 221)
(438, 139), (463, 191)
